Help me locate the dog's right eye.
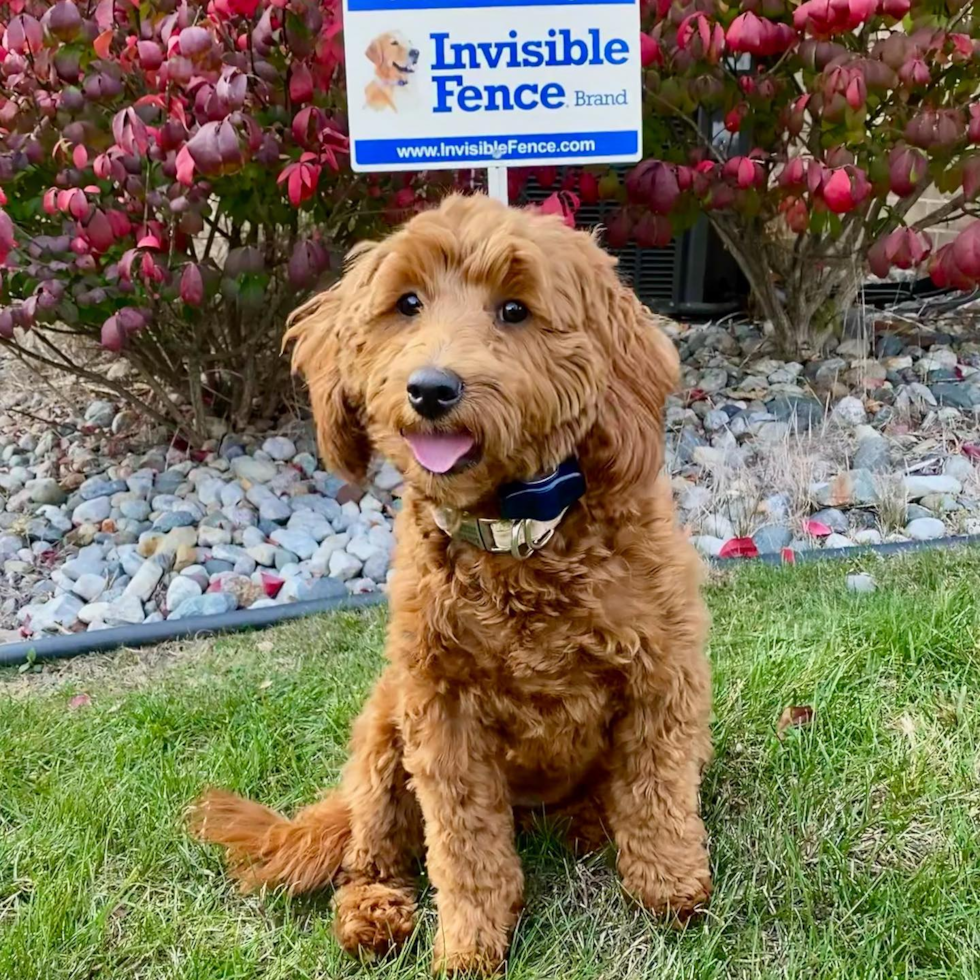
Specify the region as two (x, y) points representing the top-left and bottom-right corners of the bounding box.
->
(396, 293), (422, 317)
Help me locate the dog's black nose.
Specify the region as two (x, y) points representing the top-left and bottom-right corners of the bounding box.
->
(408, 48), (419, 61)
(407, 367), (463, 420)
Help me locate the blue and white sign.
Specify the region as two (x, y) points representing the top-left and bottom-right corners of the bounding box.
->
(342, 0), (642, 172)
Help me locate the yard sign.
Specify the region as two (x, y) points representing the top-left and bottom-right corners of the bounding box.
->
(341, 0), (643, 197)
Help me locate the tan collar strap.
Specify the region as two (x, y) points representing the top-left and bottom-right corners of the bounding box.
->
(432, 505), (567, 559)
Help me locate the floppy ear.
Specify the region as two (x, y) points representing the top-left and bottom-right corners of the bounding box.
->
(283, 261), (374, 483)
(365, 36), (385, 66)
(579, 284), (680, 498)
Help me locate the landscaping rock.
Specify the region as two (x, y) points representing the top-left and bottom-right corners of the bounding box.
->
(230, 456), (277, 484)
(905, 517), (946, 540)
(846, 573), (876, 593)
(169, 592), (238, 619)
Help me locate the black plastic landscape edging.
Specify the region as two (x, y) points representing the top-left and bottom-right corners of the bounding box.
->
(3, 534), (980, 668)
(0, 592), (386, 668)
(713, 532), (980, 566)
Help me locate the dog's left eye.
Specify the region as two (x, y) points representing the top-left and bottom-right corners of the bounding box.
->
(499, 300), (529, 325)
(396, 293), (423, 317)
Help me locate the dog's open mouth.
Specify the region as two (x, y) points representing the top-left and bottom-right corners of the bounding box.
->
(394, 63), (415, 74)
(403, 431), (478, 474)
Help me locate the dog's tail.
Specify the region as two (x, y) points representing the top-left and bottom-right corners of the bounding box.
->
(189, 788), (351, 895)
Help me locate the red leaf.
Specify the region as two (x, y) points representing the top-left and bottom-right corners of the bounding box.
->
(962, 443), (980, 462)
(802, 518), (832, 537)
(175, 145), (195, 186)
(260, 572), (284, 597)
(777, 704), (814, 739)
(780, 548), (796, 564)
(93, 27), (113, 58)
(72, 144), (88, 169)
(718, 537), (759, 559)
(69, 693), (92, 709)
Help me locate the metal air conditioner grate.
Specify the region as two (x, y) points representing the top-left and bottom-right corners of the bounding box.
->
(518, 170), (678, 309)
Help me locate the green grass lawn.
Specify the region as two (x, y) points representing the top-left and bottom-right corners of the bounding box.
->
(3, 549), (980, 980)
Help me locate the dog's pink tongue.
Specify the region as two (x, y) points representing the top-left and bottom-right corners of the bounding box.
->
(404, 432), (474, 473)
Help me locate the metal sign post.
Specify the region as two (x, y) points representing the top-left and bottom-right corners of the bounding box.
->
(487, 166), (509, 205)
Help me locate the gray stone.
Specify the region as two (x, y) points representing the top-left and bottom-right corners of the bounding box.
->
(198, 525), (232, 548)
(166, 576), (203, 611)
(231, 456), (277, 484)
(120, 499), (151, 522)
(846, 573), (877, 593)
(124, 560), (164, 601)
(29, 478), (66, 505)
(241, 525), (267, 549)
(373, 461), (403, 491)
(903, 475), (962, 499)
(752, 524), (792, 554)
(360, 494), (384, 514)
(84, 400), (116, 428)
(810, 508), (849, 533)
(905, 517), (945, 541)
(220, 482), (245, 507)
(810, 469), (879, 508)
(943, 456), (976, 483)
(72, 496), (111, 525)
(703, 409), (730, 433)
(152, 510), (197, 532)
(692, 535), (724, 558)
(287, 510), (333, 541)
(247, 544), (278, 566)
(103, 594), (145, 626)
(280, 576), (348, 602)
(212, 544), (250, 564)
(905, 504), (934, 523)
(347, 578), (377, 594)
(180, 565), (211, 591)
(269, 529), (318, 560)
(198, 480), (225, 508)
(919, 493), (959, 514)
(362, 552), (390, 582)
(204, 559), (235, 576)
(832, 396), (867, 427)
(347, 537), (383, 563)
(852, 435), (891, 473)
(328, 550), (362, 581)
(766, 395), (824, 432)
(876, 334), (904, 358)
(698, 367), (729, 393)
(26, 593), (84, 631)
(677, 484), (712, 512)
(293, 452), (318, 477)
(824, 533), (855, 549)
(71, 573), (107, 602)
(261, 436), (297, 461)
(701, 513), (735, 539)
(853, 529), (883, 545)
(169, 592), (238, 619)
(0, 534), (25, 561)
(80, 478), (128, 501)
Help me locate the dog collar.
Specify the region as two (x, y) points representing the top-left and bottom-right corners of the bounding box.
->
(432, 458), (585, 559)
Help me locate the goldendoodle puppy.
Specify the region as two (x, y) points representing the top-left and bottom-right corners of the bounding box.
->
(191, 194), (712, 975)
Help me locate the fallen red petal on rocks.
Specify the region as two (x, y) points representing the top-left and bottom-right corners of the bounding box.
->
(719, 537), (759, 558)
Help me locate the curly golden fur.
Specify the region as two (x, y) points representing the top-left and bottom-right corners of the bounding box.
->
(191, 194), (712, 975)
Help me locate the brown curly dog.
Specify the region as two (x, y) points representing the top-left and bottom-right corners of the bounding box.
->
(191, 194), (712, 975)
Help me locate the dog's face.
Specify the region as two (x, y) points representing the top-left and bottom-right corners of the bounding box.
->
(287, 195), (679, 509)
(365, 31), (418, 84)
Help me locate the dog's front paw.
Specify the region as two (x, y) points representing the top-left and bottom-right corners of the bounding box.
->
(334, 881), (416, 958)
(620, 848), (712, 923)
(431, 939), (507, 977)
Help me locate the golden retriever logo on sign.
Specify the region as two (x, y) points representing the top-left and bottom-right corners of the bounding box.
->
(364, 31), (419, 112)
